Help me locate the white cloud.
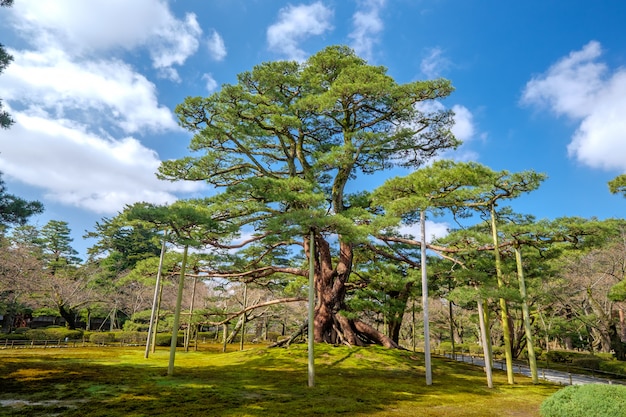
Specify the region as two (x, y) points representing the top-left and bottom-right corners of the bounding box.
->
(398, 220), (449, 243)
(9, 0), (201, 77)
(521, 41), (626, 171)
(412, 101), (480, 162)
(415, 101), (477, 143)
(0, 111), (202, 214)
(203, 73), (218, 93)
(267, 2), (333, 61)
(149, 12), (202, 80)
(349, 0), (385, 61)
(207, 30), (227, 61)
(420, 47), (450, 79)
(450, 105), (476, 142)
(2, 47), (177, 134)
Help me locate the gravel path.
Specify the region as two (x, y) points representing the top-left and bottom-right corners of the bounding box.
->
(443, 353), (625, 385)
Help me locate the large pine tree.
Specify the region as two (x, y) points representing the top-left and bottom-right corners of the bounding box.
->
(159, 45), (458, 346)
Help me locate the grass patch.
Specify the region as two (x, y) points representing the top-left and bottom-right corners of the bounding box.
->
(0, 344), (559, 417)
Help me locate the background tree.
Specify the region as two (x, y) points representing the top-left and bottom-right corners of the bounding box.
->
(609, 174), (626, 198)
(464, 169), (545, 384)
(158, 45), (458, 346)
(0, 0), (14, 128)
(40, 220), (81, 273)
(0, 173), (44, 233)
(85, 216), (162, 277)
(0, 230), (43, 331)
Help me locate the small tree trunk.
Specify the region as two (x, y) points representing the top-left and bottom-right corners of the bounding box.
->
(476, 291), (493, 388)
(168, 245), (188, 376)
(421, 210), (432, 385)
(222, 323), (228, 353)
(185, 276), (198, 352)
(490, 204), (514, 384)
(240, 283), (247, 351)
(515, 247), (538, 384)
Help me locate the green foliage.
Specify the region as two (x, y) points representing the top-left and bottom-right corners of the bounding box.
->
(599, 360), (626, 377)
(0, 172), (44, 230)
(31, 307), (60, 318)
(571, 357), (602, 371)
(155, 333), (183, 346)
(89, 332), (115, 345)
(608, 174), (626, 198)
(609, 279), (626, 301)
(85, 214), (162, 276)
(544, 350), (572, 363)
(40, 326), (83, 341)
(0, 1), (14, 128)
(540, 384), (626, 417)
(112, 331), (147, 344)
(40, 220), (81, 268)
(372, 159), (498, 221)
(15, 327), (84, 341)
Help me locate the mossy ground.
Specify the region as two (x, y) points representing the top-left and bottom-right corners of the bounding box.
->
(0, 343), (559, 416)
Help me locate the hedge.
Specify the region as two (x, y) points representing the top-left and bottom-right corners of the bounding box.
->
(540, 384), (626, 417)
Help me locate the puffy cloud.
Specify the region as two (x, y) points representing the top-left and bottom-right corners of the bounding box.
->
(349, 0), (385, 61)
(0, 0), (201, 217)
(2, 47), (177, 134)
(412, 101), (480, 162)
(0, 111), (202, 214)
(207, 30), (227, 61)
(398, 220), (449, 243)
(450, 105), (476, 142)
(415, 102), (477, 143)
(521, 41), (626, 171)
(9, 0), (201, 77)
(266, 2), (333, 61)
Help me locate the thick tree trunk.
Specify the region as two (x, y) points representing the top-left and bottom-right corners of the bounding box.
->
(58, 305), (77, 330)
(309, 234), (399, 348)
(609, 323), (626, 361)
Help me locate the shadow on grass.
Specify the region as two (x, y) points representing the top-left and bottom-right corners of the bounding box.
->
(0, 345), (559, 417)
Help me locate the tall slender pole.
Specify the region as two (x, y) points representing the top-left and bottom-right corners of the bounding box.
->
(476, 292), (494, 388)
(151, 279), (164, 354)
(185, 276), (198, 352)
(168, 245), (188, 376)
(145, 234), (167, 359)
(240, 282), (247, 351)
(421, 211), (432, 386)
(490, 204), (514, 384)
(412, 299), (416, 352)
(308, 228), (315, 388)
(515, 246), (538, 383)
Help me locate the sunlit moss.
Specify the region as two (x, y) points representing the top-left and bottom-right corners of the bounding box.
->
(0, 344), (560, 417)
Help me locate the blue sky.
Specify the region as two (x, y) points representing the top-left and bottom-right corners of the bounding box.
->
(1, 0), (625, 257)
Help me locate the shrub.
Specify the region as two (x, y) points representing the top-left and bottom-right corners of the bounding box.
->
(599, 360), (626, 378)
(155, 333), (183, 347)
(89, 332), (115, 345)
(41, 326), (83, 341)
(545, 350), (571, 363)
(571, 357), (601, 371)
(13, 327), (30, 334)
(540, 384), (626, 417)
(113, 331), (147, 344)
(468, 344), (484, 355)
(1, 332), (28, 340)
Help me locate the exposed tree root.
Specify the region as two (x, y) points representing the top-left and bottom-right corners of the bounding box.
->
(270, 315), (401, 349)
